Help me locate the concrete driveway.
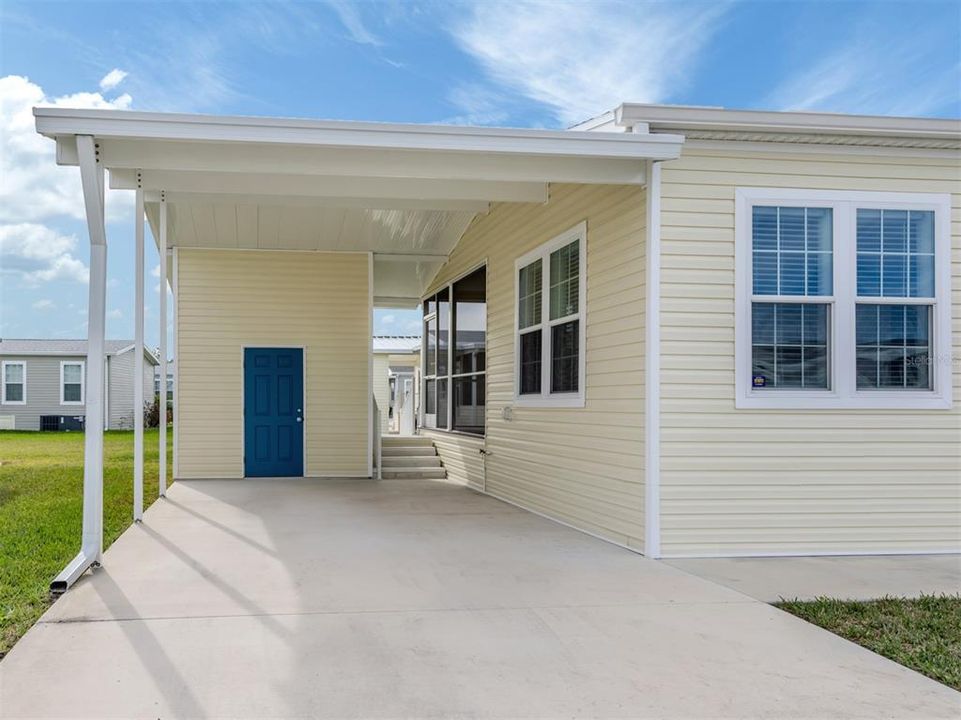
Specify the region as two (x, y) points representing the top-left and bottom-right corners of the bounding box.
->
(1, 478), (958, 719)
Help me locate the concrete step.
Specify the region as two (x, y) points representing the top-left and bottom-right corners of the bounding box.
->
(382, 446), (437, 457)
(382, 435), (433, 447)
(382, 455), (442, 468)
(381, 467), (447, 480)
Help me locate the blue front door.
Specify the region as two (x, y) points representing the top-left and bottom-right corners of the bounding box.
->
(244, 348), (304, 477)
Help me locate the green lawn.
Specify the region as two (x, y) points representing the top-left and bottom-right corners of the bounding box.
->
(0, 429), (172, 658)
(778, 595), (961, 691)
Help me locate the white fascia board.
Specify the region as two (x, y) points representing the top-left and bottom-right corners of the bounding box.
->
(62, 137), (652, 184)
(36, 107), (684, 161)
(568, 111), (620, 132)
(615, 103), (961, 139)
(112, 169), (548, 204)
(112, 343), (161, 365)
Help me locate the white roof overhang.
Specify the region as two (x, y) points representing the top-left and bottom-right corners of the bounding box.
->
(35, 108), (684, 304)
(614, 103), (961, 139)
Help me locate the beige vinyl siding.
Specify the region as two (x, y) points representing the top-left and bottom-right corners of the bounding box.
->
(372, 354), (390, 435)
(659, 145), (961, 556)
(176, 249), (370, 478)
(423, 183), (647, 550)
(387, 353), (418, 368)
(426, 431), (485, 490)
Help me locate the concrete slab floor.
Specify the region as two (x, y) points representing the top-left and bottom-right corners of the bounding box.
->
(1, 478), (959, 719)
(665, 555), (961, 603)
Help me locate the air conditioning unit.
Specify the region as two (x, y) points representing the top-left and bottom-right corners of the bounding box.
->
(40, 415), (85, 432)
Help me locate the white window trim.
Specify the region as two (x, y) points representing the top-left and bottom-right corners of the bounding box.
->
(513, 221), (587, 408)
(1, 360), (27, 405)
(735, 187), (952, 410)
(60, 360), (85, 406)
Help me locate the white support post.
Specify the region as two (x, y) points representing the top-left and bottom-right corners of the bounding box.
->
(159, 194), (168, 498)
(172, 247), (178, 480)
(51, 134), (107, 592)
(644, 160), (662, 559)
(134, 185), (145, 521)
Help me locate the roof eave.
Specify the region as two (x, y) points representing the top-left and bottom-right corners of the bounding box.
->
(34, 107), (685, 163)
(614, 103), (961, 140)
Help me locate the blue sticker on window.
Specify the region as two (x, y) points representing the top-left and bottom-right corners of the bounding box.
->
(752, 375), (767, 388)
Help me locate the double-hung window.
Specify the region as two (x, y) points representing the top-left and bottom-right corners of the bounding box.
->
(514, 222), (586, 407)
(422, 265), (487, 435)
(736, 188), (951, 409)
(61, 361), (84, 405)
(2, 361), (26, 404)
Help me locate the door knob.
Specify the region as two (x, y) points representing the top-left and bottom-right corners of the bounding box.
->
(296, 417), (303, 423)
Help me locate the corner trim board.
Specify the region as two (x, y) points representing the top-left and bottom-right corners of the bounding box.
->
(644, 160), (662, 559)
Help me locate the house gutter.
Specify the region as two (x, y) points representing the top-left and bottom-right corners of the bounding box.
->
(615, 103), (961, 139)
(34, 107), (685, 161)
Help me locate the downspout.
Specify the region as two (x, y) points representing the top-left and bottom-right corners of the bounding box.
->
(52, 135), (107, 593)
(644, 159), (662, 558)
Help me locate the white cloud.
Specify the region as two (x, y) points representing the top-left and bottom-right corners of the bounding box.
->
(107, 308), (123, 320)
(764, 28), (961, 117)
(0, 223), (88, 284)
(123, 32), (236, 112)
(441, 84), (511, 126)
(151, 264), (160, 278)
(381, 314), (396, 325)
(324, 0), (382, 46)
(99, 68), (128, 91)
(0, 74), (133, 225)
(32, 298), (55, 310)
(452, 1), (728, 125)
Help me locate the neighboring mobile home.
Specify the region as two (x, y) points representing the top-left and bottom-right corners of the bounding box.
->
(33, 103), (959, 589)
(372, 335), (420, 435)
(0, 339), (158, 430)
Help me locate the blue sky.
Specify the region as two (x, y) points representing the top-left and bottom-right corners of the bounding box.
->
(1, 0), (959, 348)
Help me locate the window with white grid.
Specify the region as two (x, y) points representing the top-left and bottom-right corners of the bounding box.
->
(736, 188), (951, 410)
(514, 222), (586, 408)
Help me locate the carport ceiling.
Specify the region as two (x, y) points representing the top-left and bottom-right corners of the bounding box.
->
(36, 108), (685, 304)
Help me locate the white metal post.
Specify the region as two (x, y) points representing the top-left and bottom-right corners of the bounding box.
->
(172, 246), (178, 480)
(51, 134), (107, 591)
(159, 194), (168, 498)
(134, 186), (145, 521)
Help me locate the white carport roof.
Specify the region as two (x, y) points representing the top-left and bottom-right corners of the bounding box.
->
(35, 108), (684, 306)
